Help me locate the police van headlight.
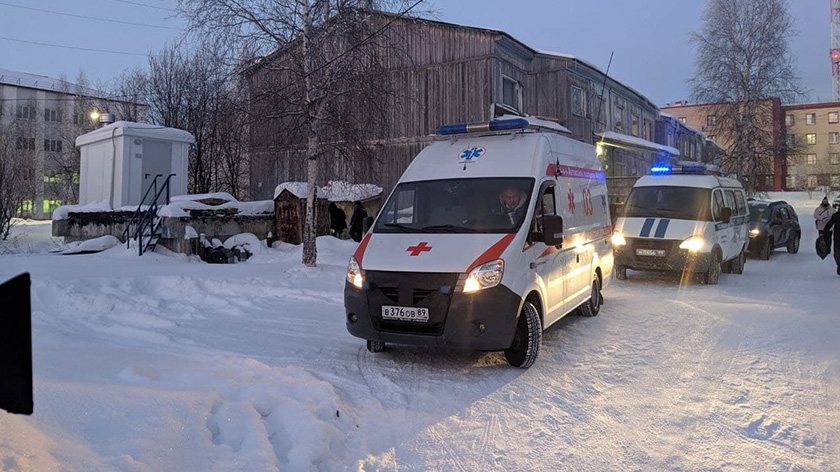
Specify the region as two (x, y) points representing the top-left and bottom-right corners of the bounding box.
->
(346, 257), (364, 289)
(749, 228), (760, 238)
(611, 233), (627, 247)
(679, 236), (705, 253)
(463, 259), (504, 293)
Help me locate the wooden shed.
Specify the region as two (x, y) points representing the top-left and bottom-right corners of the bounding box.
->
(273, 183), (330, 245)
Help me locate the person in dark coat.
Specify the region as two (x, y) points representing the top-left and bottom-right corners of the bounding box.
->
(328, 203), (347, 239)
(823, 210), (840, 276)
(348, 201), (368, 242)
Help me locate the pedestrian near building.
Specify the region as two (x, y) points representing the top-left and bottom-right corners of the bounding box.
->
(328, 203), (348, 239)
(814, 197), (835, 237)
(348, 201), (368, 243)
(822, 210), (840, 276)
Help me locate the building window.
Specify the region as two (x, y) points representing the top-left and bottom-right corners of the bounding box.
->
(832, 132), (840, 144)
(806, 133), (817, 145)
(15, 105), (35, 120)
(44, 170), (63, 183)
(571, 85), (586, 117)
(631, 112), (640, 137)
(765, 175), (773, 187)
(830, 112), (839, 124)
(643, 119), (652, 140)
(44, 108), (61, 123)
(706, 115), (716, 126)
(808, 175), (818, 188)
(44, 139), (63, 153)
(594, 95), (606, 124)
(807, 153), (817, 165)
(16, 137), (35, 151)
(502, 76), (522, 112)
(786, 175), (796, 189)
(832, 175), (840, 188)
(42, 199), (62, 214)
(679, 117), (687, 123)
(613, 101), (625, 131)
(831, 153), (840, 165)
(785, 114), (795, 126)
(806, 113), (816, 125)
(786, 134), (796, 146)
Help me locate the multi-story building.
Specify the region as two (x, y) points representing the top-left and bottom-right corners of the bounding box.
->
(246, 12), (678, 200)
(661, 99), (786, 191)
(0, 68), (145, 219)
(656, 112), (725, 165)
(782, 101), (840, 191)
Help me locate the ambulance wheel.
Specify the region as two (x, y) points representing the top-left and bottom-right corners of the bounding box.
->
(787, 234), (800, 254)
(366, 340), (385, 353)
(615, 264), (627, 280)
(759, 237), (773, 260)
(504, 302), (541, 369)
(703, 259), (721, 285)
(579, 278), (602, 317)
(732, 249), (746, 275)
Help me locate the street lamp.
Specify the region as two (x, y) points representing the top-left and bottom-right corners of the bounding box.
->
(89, 110), (101, 121)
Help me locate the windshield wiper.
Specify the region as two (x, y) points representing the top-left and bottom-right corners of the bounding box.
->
(420, 224), (482, 233)
(383, 222), (417, 233)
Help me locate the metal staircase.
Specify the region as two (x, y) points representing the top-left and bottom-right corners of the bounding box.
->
(123, 173), (175, 256)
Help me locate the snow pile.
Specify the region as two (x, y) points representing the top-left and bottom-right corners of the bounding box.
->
(0, 219), (62, 254)
(171, 192), (237, 203)
(222, 232), (263, 256)
(61, 235), (121, 255)
(52, 200), (112, 221)
(273, 181), (382, 202)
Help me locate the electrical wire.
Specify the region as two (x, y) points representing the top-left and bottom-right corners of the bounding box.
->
(0, 36), (149, 56)
(99, 0), (177, 12)
(0, 1), (180, 30)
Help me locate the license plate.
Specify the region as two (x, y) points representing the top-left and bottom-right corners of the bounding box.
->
(636, 248), (666, 257)
(381, 306), (429, 322)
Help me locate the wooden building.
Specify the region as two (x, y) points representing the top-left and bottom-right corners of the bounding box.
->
(246, 11), (676, 201)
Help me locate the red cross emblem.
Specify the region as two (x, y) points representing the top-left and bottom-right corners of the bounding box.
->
(567, 189), (576, 213)
(406, 242), (433, 256)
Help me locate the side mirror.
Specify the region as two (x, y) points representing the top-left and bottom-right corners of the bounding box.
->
(720, 207), (732, 224)
(0, 273), (33, 415)
(543, 215), (564, 247)
(362, 216), (374, 234)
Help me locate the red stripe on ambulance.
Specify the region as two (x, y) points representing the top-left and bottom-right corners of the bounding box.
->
(466, 233), (516, 272)
(354, 233), (372, 269)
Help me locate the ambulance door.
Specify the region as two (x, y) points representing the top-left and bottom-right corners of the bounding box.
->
(712, 189), (731, 256)
(527, 183), (566, 323)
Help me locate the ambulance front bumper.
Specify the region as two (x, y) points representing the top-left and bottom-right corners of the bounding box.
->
(344, 270), (522, 351)
(614, 237), (716, 272)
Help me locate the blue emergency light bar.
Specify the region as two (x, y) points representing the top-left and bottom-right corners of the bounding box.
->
(650, 165), (711, 175)
(437, 118), (530, 136)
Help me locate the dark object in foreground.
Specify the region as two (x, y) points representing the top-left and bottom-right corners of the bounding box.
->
(816, 235), (830, 260)
(0, 273), (33, 415)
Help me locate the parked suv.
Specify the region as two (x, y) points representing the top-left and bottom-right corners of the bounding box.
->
(747, 200), (801, 259)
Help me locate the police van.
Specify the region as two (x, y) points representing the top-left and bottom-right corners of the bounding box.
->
(344, 117), (613, 368)
(611, 165), (749, 284)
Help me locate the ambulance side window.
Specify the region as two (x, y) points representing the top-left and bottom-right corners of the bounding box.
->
(734, 191), (747, 216)
(724, 190), (736, 214)
(712, 190), (725, 221)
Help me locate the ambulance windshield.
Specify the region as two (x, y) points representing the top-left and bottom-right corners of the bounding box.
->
(624, 186), (712, 221)
(374, 178), (535, 234)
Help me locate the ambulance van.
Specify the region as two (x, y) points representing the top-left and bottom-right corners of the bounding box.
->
(344, 117), (613, 368)
(611, 165), (749, 284)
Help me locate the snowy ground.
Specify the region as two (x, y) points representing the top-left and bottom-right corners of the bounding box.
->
(1, 196), (839, 471)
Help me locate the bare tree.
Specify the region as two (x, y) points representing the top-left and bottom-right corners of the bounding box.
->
(177, 0), (423, 266)
(690, 0), (805, 196)
(0, 114), (37, 240)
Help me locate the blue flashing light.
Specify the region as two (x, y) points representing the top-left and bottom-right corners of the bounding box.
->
(437, 118), (530, 136)
(650, 166), (672, 173)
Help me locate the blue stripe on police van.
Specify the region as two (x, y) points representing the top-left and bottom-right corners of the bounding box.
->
(640, 218), (655, 237)
(654, 218), (670, 238)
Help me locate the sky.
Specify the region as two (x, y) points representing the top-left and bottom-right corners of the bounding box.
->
(0, 0), (832, 105)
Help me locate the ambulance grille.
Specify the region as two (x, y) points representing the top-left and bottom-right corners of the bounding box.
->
(412, 288), (436, 305)
(379, 287), (399, 304)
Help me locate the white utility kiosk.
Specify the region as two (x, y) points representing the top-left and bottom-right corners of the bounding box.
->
(75, 121), (194, 207)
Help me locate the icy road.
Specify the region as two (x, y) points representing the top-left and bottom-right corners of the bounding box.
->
(0, 196), (838, 471)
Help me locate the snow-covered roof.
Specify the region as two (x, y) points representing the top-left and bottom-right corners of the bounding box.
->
(273, 181), (383, 202)
(75, 121), (195, 147)
(171, 192), (236, 203)
(596, 131), (680, 156)
(0, 67), (105, 98)
(158, 198), (274, 218)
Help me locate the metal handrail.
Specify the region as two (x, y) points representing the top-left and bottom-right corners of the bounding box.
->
(133, 173), (176, 255)
(123, 174), (162, 248)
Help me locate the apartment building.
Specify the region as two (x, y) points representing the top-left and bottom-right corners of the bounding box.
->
(783, 101), (840, 191)
(0, 68), (145, 219)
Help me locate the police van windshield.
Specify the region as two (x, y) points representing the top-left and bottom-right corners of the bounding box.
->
(624, 186), (712, 221)
(374, 178), (535, 234)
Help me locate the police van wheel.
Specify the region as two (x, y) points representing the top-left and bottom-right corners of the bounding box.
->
(504, 302), (541, 369)
(580, 278), (602, 317)
(703, 260), (721, 285)
(721, 258), (733, 274)
(615, 264), (627, 280)
(787, 234), (800, 254)
(366, 340), (385, 353)
(732, 249), (746, 275)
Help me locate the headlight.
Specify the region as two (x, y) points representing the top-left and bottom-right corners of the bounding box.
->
(679, 236), (705, 253)
(749, 228), (760, 238)
(611, 233), (627, 247)
(462, 259), (504, 293)
(346, 257), (363, 289)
